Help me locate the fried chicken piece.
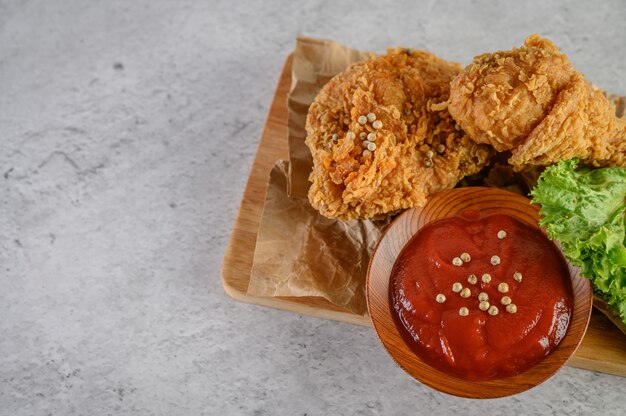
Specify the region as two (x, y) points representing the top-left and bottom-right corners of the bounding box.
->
(510, 73), (626, 168)
(449, 34), (626, 170)
(449, 35), (575, 152)
(306, 48), (493, 220)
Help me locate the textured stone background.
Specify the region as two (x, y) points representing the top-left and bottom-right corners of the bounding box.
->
(1, 0), (625, 415)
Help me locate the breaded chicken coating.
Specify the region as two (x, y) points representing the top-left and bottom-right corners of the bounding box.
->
(449, 34), (626, 170)
(305, 48), (493, 220)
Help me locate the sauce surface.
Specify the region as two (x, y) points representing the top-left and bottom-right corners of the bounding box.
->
(390, 211), (572, 380)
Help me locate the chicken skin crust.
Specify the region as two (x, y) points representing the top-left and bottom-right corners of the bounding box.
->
(449, 34), (626, 170)
(305, 48), (493, 221)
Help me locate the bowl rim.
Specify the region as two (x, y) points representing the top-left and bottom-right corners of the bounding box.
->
(366, 187), (593, 399)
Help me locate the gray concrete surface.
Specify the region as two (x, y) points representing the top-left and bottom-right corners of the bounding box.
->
(1, 0), (626, 415)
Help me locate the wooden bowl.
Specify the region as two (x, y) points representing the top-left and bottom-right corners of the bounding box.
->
(366, 187), (593, 399)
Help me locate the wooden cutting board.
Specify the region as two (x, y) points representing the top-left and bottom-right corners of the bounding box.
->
(221, 54), (626, 377)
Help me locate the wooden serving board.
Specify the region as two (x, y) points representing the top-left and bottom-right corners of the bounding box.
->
(221, 54), (626, 377)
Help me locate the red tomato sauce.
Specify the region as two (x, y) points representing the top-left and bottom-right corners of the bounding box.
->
(390, 211), (572, 380)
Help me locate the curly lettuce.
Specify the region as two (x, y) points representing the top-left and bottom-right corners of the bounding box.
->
(530, 159), (626, 325)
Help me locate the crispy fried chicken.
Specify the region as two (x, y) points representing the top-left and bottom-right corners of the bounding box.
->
(306, 48), (493, 220)
(449, 34), (626, 170)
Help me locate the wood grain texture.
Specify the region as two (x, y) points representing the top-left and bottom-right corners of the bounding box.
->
(221, 55), (626, 377)
(221, 55), (292, 298)
(366, 188), (592, 398)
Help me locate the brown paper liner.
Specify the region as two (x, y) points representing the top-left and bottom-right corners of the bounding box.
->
(248, 37), (376, 315)
(248, 160), (384, 314)
(286, 36), (371, 198)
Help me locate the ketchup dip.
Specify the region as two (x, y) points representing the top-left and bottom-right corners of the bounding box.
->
(390, 211), (573, 380)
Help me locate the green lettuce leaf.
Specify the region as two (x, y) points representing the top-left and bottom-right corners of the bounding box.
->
(530, 159), (626, 325)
